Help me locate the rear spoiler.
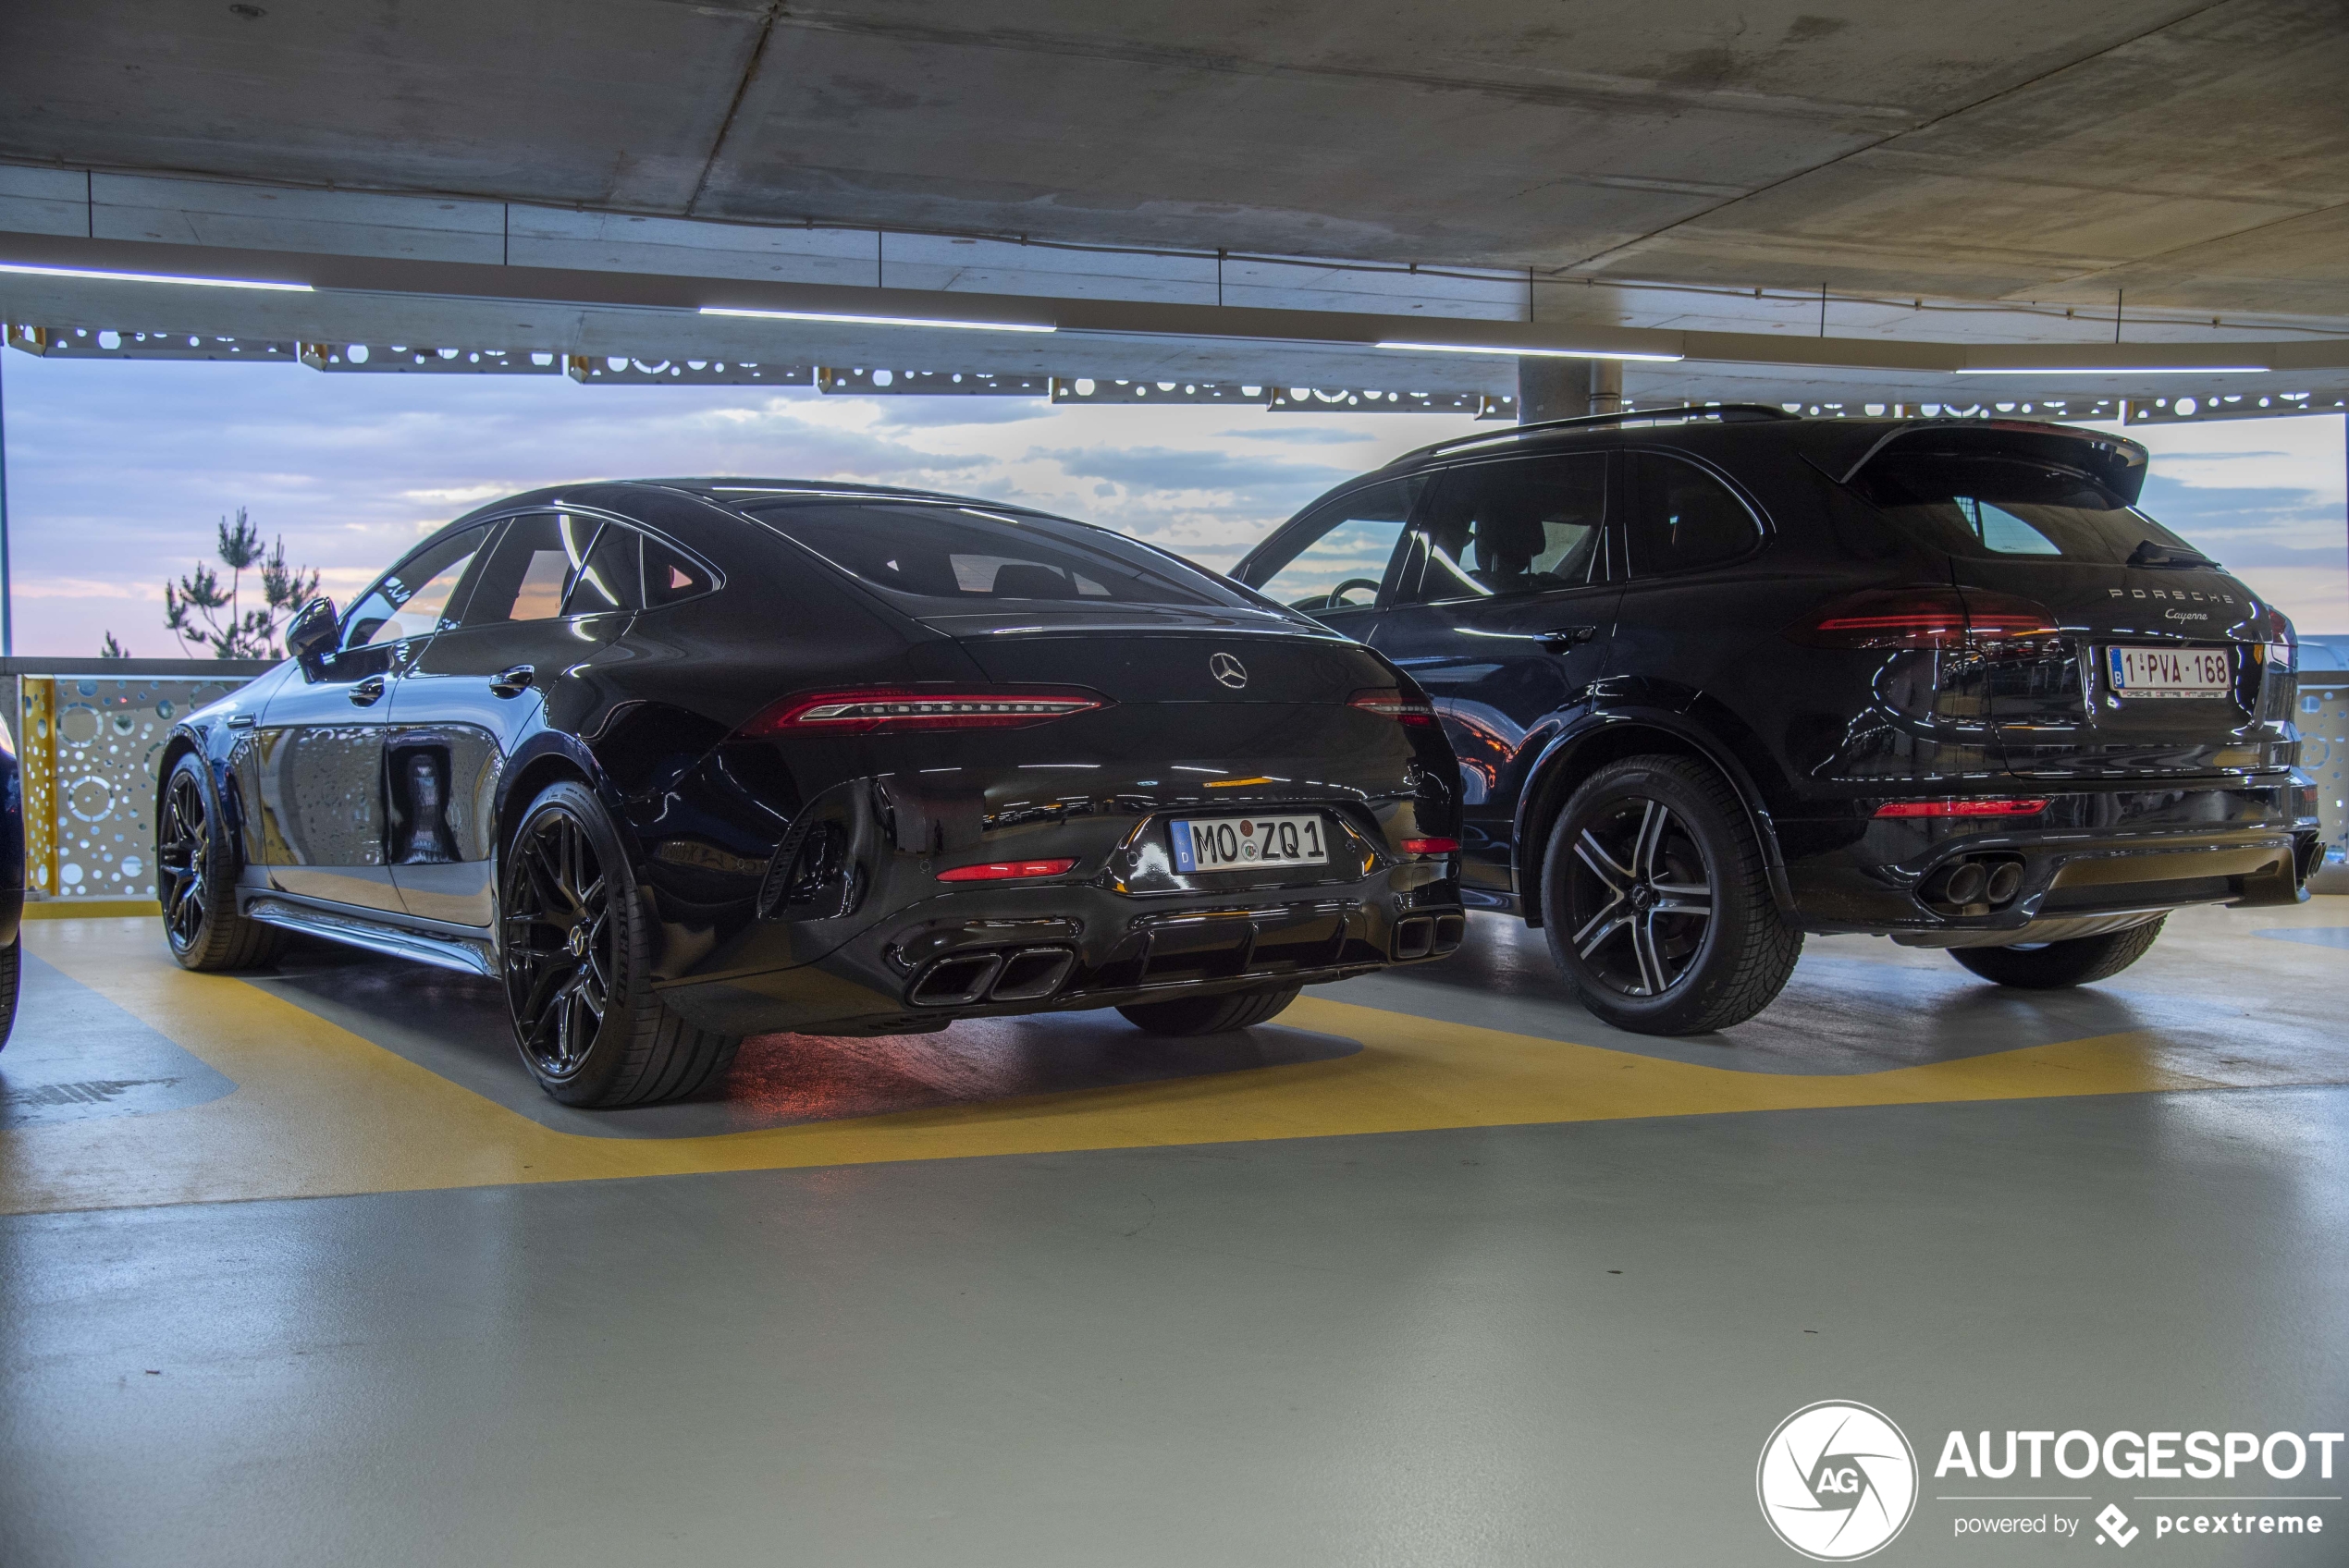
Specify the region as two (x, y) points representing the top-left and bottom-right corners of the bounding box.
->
(1799, 420), (2150, 505)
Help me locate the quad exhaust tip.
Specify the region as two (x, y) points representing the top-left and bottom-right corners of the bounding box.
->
(1391, 913), (1466, 962)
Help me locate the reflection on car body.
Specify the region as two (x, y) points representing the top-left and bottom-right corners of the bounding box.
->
(154, 480), (1464, 1106)
(1235, 407), (2319, 1035)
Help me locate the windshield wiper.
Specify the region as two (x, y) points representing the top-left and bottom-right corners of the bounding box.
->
(2127, 539), (2219, 570)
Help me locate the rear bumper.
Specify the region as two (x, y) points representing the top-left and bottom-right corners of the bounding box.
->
(1777, 775), (2318, 937)
(655, 868), (1465, 1035)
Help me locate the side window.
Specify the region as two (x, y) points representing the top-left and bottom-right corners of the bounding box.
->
(1401, 454), (1606, 605)
(643, 534), (719, 607)
(1243, 479), (1420, 613)
(1625, 452), (1762, 575)
(559, 525), (721, 615)
(342, 525), (493, 651)
(564, 523), (645, 616)
(457, 512), (599, 628)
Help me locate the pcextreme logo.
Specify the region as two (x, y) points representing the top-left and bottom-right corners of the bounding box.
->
(1758, 1402), (1920, 1562)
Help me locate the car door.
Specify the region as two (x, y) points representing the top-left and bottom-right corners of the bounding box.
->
(1604, 446), (1781, 766)
(1232, 476), (1423, 644)
(384, 510), (649, 925)
(252, 526), (489, 912)
(1367, 452), (1619, 898)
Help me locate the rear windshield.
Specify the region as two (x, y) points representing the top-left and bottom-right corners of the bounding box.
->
(1854, 452), (2206, 567)
(743, 500), (1246, 607)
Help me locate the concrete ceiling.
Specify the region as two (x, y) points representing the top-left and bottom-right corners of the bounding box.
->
(1, 1), (2344, 397)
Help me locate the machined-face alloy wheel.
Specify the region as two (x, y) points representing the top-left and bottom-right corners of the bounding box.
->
(1561, 794), (1715, 998)
(156, 767), (212, 954)
(1542, 755), (1802, 1035)
(503, 801), (617, 1084)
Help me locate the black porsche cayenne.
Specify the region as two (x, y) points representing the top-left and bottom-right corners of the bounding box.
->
(1233, 407), (2320, 1035)
(155, 482), (1464, 1106)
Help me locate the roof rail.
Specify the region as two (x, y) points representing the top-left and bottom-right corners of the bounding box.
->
(1404, 402), (1800, 462)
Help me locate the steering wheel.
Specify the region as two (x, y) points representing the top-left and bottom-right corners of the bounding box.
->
(1310, 578), (1383, 610)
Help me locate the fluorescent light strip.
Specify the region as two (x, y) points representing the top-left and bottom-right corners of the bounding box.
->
(0, 261), (313, 292)
(700, 306), (1052, 333)
(1955, 364), (2269, 375)
(1379, 339), (1684, 362)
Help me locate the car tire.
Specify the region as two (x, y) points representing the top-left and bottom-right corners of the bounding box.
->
(501, 779), (743, 1107)
(1946, 916), (2166, 989)
(1117, 984), (1302, 1036)
(1541, 754), (1802, 1035)
(156, 751), (282, 972)
(0, 935), (18, 1053)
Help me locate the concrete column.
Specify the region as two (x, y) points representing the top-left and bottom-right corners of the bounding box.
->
(1516, 358), (1624, 423)
(1587, 357), (1625, 417)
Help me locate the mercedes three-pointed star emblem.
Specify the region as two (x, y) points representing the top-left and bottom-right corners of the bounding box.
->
(1209, 651), (1248, 689)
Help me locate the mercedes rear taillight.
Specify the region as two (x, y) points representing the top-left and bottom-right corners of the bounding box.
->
(1349, 690), (1439, 727)
(737, 686), (1107, 737)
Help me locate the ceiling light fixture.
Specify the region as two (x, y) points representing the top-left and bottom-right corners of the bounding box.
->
(700, 306), (1052, 333)
(0, 261), (313, 292)
(1378, 339), (1683, 362)
(1955, 364), (2269, 376)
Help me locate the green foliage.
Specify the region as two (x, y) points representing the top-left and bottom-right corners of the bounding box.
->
(100, 631), (129, 659)
(164, 508), (322, 660)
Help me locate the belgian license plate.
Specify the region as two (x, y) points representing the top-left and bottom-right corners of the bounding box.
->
(1170, 814), (1327, 873)
(2105, 644), (2232, 700)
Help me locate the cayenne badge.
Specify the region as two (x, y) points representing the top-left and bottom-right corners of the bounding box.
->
(1210, 651), (1248, 689)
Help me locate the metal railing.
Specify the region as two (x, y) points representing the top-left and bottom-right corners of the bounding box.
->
(2303, 674), (2349, 893)
(0, 660), (2340, 906)
(3, 657), (273, 905)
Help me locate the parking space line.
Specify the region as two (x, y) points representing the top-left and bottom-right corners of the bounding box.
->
(5, 916), (2341, 1218)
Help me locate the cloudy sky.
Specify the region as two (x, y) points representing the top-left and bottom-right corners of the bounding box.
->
(0, 351), (2341, 658)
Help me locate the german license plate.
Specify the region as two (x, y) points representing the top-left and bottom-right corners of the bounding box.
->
(1170, 814), (1327, 873)
(2105, 645), (2232, 700)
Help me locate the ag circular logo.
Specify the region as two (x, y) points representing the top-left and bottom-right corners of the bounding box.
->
(1209, 651), (1248, 689)
(1756, 1401), (1917, 1562)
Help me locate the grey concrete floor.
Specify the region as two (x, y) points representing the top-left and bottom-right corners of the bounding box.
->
(4, 910), (2347, 1566)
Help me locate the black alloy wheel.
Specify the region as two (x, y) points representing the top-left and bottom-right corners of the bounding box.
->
(1542, 755), (1802, 1035)
(500, 779), (741, 1107)
(155, 752), (279, 971)
(0, 937), (18, 1053)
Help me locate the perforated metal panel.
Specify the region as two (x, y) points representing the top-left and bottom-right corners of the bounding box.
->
(19, 674), (258, 901)
(2304, 678), (2349, 893)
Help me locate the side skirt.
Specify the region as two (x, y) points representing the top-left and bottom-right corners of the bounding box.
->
(243, 893), (498, 979)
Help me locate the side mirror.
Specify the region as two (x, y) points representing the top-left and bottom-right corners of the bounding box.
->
(286, 596), (339, 672)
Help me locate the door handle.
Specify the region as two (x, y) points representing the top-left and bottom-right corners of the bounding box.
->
(489, 664), (535, 698)
(1538, 625), (1600, 651)
(348, 676), (387, 707)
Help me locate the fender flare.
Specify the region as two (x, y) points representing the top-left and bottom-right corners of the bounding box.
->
(495, 729), (627, 856)
(1510, 707), (1797, 926)
(155, 723), (254, 882)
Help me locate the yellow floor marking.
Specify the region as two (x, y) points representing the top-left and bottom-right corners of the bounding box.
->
(21, 898), (160, 920)
(5, 915), (2344, 1218)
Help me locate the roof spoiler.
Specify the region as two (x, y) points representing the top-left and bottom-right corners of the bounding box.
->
(1805, 419), (2150, 505)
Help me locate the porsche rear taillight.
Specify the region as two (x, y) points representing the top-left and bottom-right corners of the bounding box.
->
(1788, 587), (2060, 651)
(738, 686), (1107, 737)
(1873, 799), (2048, 819)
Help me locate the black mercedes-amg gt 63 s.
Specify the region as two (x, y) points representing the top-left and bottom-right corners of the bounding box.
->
(154, 482), (1465, 1106)
(1234, 408), (2320, 1036)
